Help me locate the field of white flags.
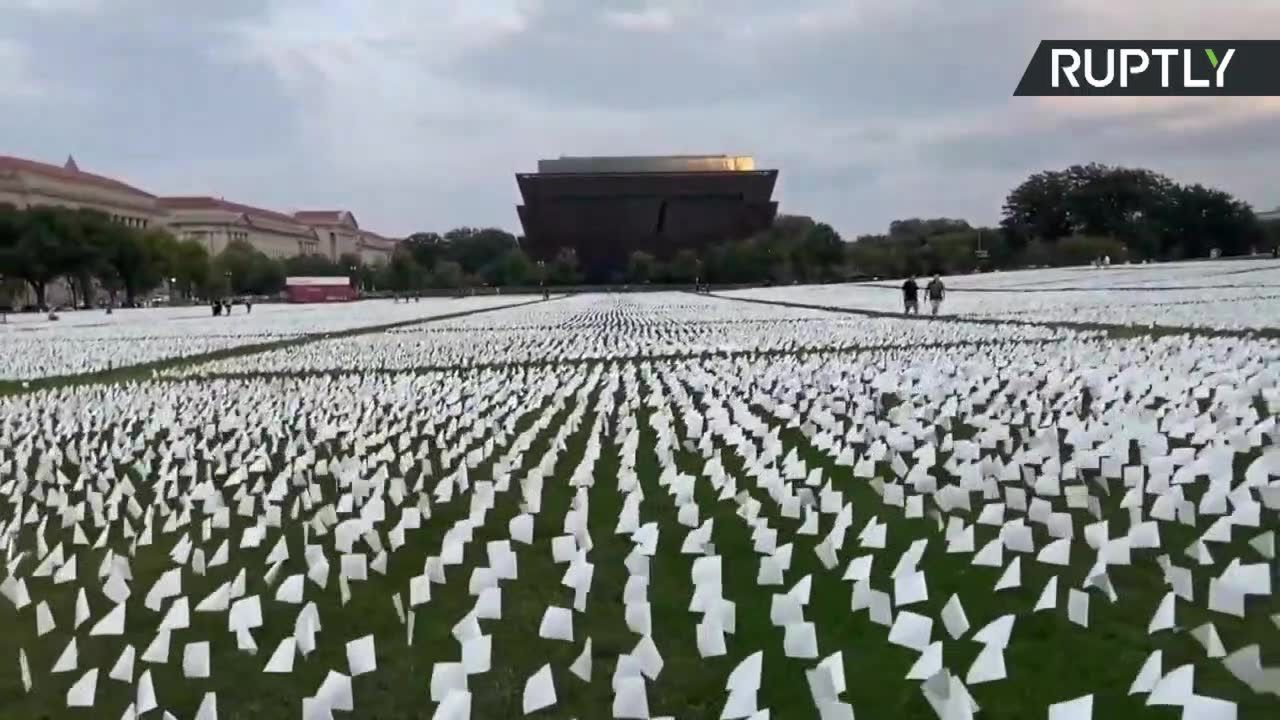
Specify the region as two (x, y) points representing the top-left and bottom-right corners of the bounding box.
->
(720, 259), (1280, 331)
(0, 296), (537, 382)
(0, 285), (1278, 720)
(172, 294), (1084, 377)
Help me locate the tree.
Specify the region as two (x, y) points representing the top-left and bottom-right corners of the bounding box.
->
(766, 253), (795, 284)
(846, 223), (1003, 278)
(402, 232), (445, 271)
(1150, 183), (1257, 259)
(56, 212), (177, 305)
(0, 205), (84, 307)
(974, 227), (1012, 269)
(284, 254), (343, 277)
(0, 204), (24, 300)
(1002, 163), (1262, 261)
(93, 224), (174, 304)
(1001, 170), (1073, 245)
(337, 252), (364, 286)
(431, 260), (464, 289)
(404, 228), (520, 281)
(769, 215), (817, 244)
(170, 239), (211, 299)
(796, 223), (845, 281)
(441, 227), (518, 276)
(666, 249), (701, 283)
(386, 248), (425, 292)
(731, 237), (773, 283)
(135, 227), (181, 299)
(1055, 235), (1130, 266)
(1018, 239), (1055, 268)
(549, 247), (580, 285)
(214, 240), (285, 296)
(1060, 164), (1169, 241)
(1261, 219), (1280, 254)
(492, 248), (535, 286)
(74, 209), (121, 304)
(701, 244), (730, 284)
(626, 251), (657, 284)
(889, 218), (971, 240)
(846, 237), (896, 278)
(927, 231), (979, 275)
(0, 206), (209, 305)
(0, 276), (24, 309)
(355, 262), (381, 292)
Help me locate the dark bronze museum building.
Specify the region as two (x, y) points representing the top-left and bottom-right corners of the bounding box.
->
(516, 155), (779, 283)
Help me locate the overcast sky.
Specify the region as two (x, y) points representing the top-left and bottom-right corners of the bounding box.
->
(2, 0), (1278, 239)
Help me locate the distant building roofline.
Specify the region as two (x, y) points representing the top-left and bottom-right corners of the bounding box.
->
(0, 154), (156, 199)
(548, 154), (747, 160)
(536, 155), (759, 174)
(159, 195), (305, 228)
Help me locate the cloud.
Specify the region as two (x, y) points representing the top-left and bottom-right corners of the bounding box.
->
(1, 0), (1278, 239)
(601, 7), (676, 32)
(919, 96), (1280, 219)
(0, 38), (41, 101)
(1028, 96), (1280, 134)
(1054, 0), (1280, 39)
(0, 0), (103, 12)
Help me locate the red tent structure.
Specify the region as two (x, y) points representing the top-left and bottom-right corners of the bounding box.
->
(285, 276), (357, 303)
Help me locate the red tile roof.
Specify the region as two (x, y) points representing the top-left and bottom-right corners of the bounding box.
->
(359, 241), (392, 252)
(360, 230), (398, 246)
(159, 196), (306, 227)
(0, 155), (156, 198)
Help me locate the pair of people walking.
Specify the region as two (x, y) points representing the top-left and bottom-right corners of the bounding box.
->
(210, 298), (252, 316)
(901, 274), (945, 315)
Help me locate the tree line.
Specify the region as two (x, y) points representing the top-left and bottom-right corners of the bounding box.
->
(846, 163), (1276, 278)
(389, 228), (541, 291)
(626, 216), (846, 285)
(0, 203), (392, 308)
(0, 204), (208, 308)
(3, 206), (847, 301)
(212, 241), (379, 298)
(381, 217), (849, 290)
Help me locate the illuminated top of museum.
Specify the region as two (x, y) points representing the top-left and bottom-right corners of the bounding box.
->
(535, 155), (758, 174)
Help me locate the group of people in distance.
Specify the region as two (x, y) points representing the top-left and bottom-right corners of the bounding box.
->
(901, 274), (946, 315)
(211, 298), (252, 316)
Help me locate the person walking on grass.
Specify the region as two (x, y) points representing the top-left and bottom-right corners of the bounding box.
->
(927, 274), (946, 315)
(902, 275), (920, 315)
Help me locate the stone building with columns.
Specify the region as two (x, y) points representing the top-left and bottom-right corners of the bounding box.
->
(0, 153), (398, 304)
(0, 154), (164, 229)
